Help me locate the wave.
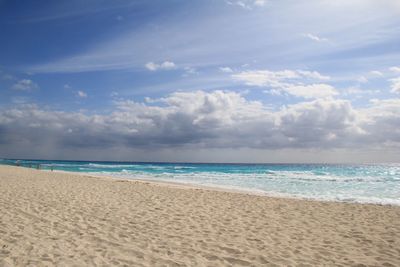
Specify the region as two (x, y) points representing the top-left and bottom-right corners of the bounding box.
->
(264, 170), (385, 182)
(91, 171), (400, 206)
(87, 163), (140, 168)
(149, 169), (384, 183)
(4, 160), (398, 206)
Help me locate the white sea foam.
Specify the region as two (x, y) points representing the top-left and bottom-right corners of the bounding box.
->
(87, 163), (141, 168)
(90, 171), (400, 206)
(91, 169), (400, 206)
(7, 159), (398, 206)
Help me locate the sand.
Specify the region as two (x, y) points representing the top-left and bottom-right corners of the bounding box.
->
(0, 165), (399, 266)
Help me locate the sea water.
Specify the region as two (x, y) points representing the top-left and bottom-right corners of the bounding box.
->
(1, 159), (399, 205)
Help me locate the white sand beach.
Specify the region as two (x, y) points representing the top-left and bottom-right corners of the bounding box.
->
(0, 165), (399, 266)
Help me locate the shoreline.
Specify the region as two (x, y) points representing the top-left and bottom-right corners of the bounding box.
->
(47, 167), (398, 207)
(1, 165), (400, 266)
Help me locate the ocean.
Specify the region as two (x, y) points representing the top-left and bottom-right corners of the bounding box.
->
(1, 159), (399, 205)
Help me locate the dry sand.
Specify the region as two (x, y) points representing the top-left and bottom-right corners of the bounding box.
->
(0, 165), (399, 266)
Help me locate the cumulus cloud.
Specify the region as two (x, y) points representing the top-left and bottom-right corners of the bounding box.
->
(278, 98), (365, 147)
(232, 69), (335, 98)
(145, 61), (176, 71)
(11, 79), (39, 91)
(302, 33), (329, 42)
(0, 90), (399, 158)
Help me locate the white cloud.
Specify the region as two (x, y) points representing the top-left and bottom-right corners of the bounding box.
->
(232, 70), (299, 87)
(389, 66), (400, 73)
(110, 91), (119, 97)
(232, 69), (330, 87)
(145, 61), (176, 71)
(144, 62), (158, 71)
(390, 77), (400, 94)
(367, 98), (400, 116)
(284, 84), (338, 99)
(11, 79), (39, 91)
(302, 33), (329, 42)
(226, 0), (266, 9)
(357, 76), (368, 83)
(297, 70), (330, 80)
(1, 90), (400, 159)
(160, 61), (176, 69)
(344, 87), (379, 96)
(232, 69), (334, 98)
(183, 66), (198, 75)
(77, 90), (88, 98)
(254, 0), (266, 6)
(369, 70), (383, 77)
(219, 67), (234, 73)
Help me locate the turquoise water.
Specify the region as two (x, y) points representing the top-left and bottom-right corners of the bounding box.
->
(1, 159), (399, 205)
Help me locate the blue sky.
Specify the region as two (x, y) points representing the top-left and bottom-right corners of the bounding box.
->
(1, 0), (400, 162)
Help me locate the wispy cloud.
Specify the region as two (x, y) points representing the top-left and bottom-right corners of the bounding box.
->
(232, 69), (330, 86)
(283, 84), (338, 99)
(76, 90), (88, 98)
(11, 79), (39, 91)
(389, 66), (400, 73)
(219, 67), (234, 73)
(369, 70), (383, 77)
(225, 0), (266, 9)
(357, 76), (368, 84)
(0, 70), (15, 81)
(24, 1), (399, 77)
(390, 77), (400, 94)
(232, 69), (335, 99)
(388, 66), (400, 94)
(302, 33), (329, 43)
(14, 2), (139, 23)
(183, 66), (198, 76)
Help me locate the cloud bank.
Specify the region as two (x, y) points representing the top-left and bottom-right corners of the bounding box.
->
(1, 90), (399, 160)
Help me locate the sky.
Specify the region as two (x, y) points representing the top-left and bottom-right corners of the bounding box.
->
(0, 0), (400, 163)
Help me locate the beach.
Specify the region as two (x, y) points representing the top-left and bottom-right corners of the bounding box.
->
(0, 165), (399, 266)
